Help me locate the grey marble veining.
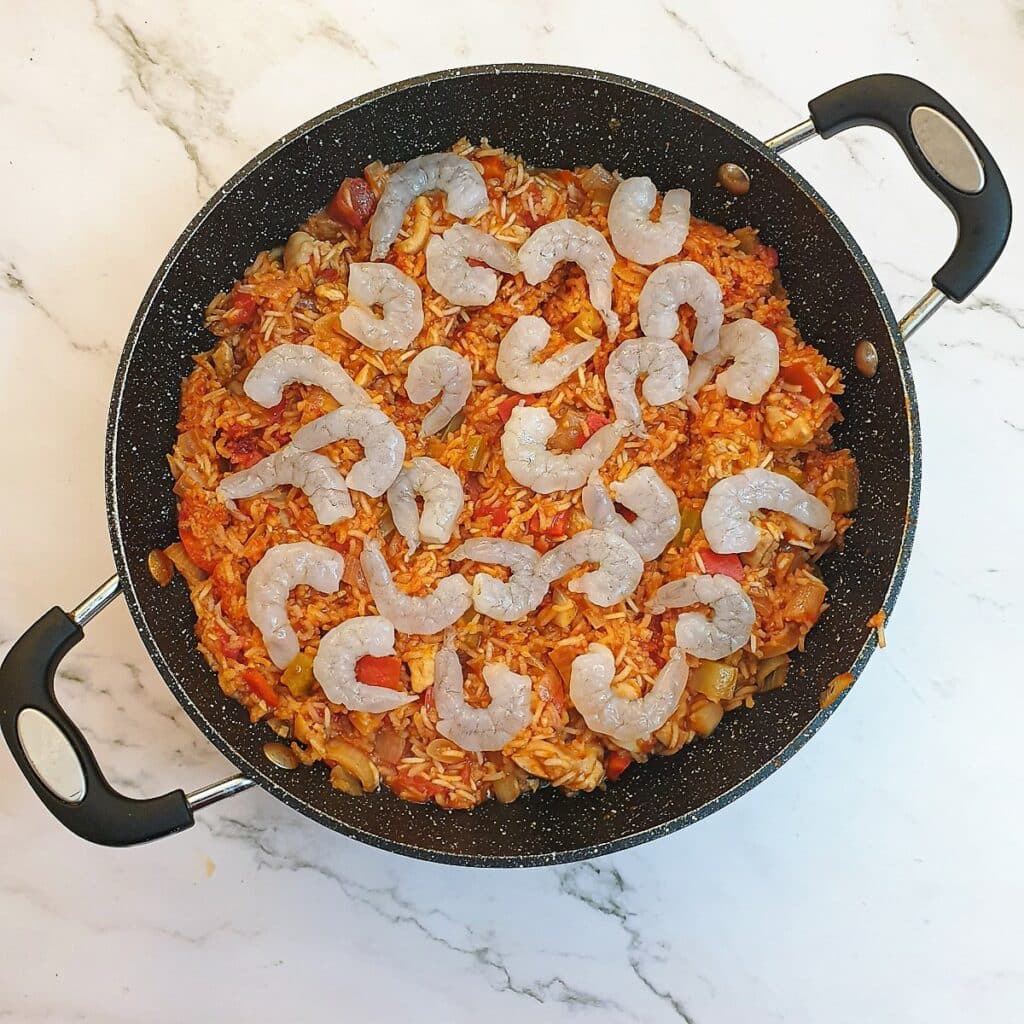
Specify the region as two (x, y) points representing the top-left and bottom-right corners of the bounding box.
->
(1, 1), (1022, 1021)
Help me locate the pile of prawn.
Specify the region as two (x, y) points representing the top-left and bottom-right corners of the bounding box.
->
(169, 140), (856, 809)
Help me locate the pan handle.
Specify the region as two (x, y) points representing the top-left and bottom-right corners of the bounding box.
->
(766, 74), (1011, 327)
(0, 576), (254, 846)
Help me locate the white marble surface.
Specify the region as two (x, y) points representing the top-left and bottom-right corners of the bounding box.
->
(2, 1), (1022, 1020)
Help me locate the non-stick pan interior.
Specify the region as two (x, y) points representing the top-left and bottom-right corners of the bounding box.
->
(107, 66), (915, 865)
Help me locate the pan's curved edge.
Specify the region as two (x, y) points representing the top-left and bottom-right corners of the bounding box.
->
(105, 63), (920, 867)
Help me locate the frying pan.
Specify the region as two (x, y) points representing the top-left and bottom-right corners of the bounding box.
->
(0, 66), (1010, 865)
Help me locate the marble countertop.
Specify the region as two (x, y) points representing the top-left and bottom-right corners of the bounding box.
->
(2, 2), (1022, 1020)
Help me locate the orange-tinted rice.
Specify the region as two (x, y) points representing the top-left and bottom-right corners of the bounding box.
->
(166, 139), (856, 809)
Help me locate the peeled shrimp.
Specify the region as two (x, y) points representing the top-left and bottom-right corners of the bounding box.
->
(451, 539), (547, 622)
(648, 573), (755, 660)
(501, 405), (624, 494)
(536, 528), (643, 606)
(433, 636), (531, 752)
(220, 446), (353, 524)
(246, 542), (345, 669)
(638, 261), (724, 353)
(340, 263), (424, 351)
(386, 457), (464, 552)
(608, 177), (691, 265)
(425, 224), (519, 306)
(604, 337), (688, 434)
(243, 344), (372, 409)
(569, 643), (688, 750)
(313, 616), (416, 713)
(496, 315), (597, 395)
(360, 538), (471, 635)
(405, 347), (472, 438)
(518, 220), (620, 341)
(685, 318), (779, 403)
(292, 406), (405, 497)
(582, 468), (680, 561)
(702, 468), (833, 554)
(369, 153), (489, 261)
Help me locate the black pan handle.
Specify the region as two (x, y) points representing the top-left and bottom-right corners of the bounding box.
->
(0, 577), (198, 846)
(805, 74), (1011, 304)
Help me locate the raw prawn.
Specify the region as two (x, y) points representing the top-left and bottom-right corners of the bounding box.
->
(433, 635), (532, 752)
(451, 538), (547, 622)
(340, 263), (424, 351)
(425, 224), (519, 306)
(604, 336), (688, 434)
(219, 446), (353, 524)
(500, 405), (624, 494)
(386, 457), (465, 552)
(518, 219), (620, 340)
(536, 528), (643, 606)
(496, 315), (597, 395)
(360, 539), (471, 635)
(569, 643), (688, 750)
(648, 573), (756, 659)
(292, 406), (405, 497)
(607, 177), (691, 265)
(369, 153), (489, 260)
(638, 261), (724, 353)
(243, 344), (372, 409)
(313, 616), (416, 713)
(245, 541), (345, 669)
(582, 467), (680, 561)
(405, 347), (472, 438)
(685, 318), (779, 402)
(702, 468), (833, 554)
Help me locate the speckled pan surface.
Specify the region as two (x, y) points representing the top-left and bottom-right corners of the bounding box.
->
(106, 65), (919, 866)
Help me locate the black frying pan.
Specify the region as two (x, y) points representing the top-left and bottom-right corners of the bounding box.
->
(0, 67), (1010, 865)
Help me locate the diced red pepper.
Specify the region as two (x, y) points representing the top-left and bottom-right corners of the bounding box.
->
(477, 155), (506, 182)
(779, 362), (824, 399)
(466, 257), (489, 269)
(760, 244), (779, 269)
(477, 504), (510, 527)
(355, 655), (402, 690)
(497, 396), (526, 423)
(605, 750), (633, 781)
(320, 266), (339, 282)
(265, 398), (287, 423)
(329, 176), (377, 229)
(243, 668), (280, 708)
(576, 411), (610, 447)
(699, 549), (744, 581)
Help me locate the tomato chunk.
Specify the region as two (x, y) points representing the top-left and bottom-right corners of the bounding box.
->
(355, 655), (402, 690)
(329, 176), (377, 229)
(699, 549), (744, 581)
(225, 290), (257, 327)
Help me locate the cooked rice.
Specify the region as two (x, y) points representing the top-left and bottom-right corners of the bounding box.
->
(168, 140), (857, 809)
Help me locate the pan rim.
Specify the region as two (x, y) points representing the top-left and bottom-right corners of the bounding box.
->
(105, 63), (920, 867)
